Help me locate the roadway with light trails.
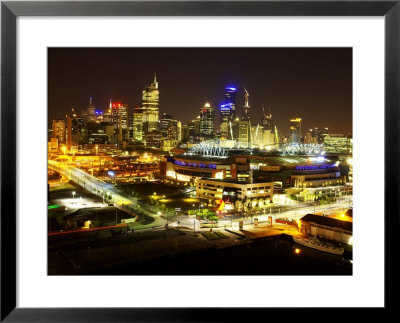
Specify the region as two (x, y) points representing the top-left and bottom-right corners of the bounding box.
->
(48, 159), (352, 232)
(48, 160), (167, 228)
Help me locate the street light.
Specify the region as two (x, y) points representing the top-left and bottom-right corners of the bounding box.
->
(72, 191), (75, 200)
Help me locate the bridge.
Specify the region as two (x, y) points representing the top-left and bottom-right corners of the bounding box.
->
(48, 160), (167, 227)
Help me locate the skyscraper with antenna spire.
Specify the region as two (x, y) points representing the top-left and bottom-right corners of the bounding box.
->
(142, 73), (160, 134)
(241, 87), (252, 147)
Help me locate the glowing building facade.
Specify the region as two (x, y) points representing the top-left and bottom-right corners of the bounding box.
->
(112, 102), (128, 141)
(142, 74), (159, 134)
(220, 87), (236, 140)
(86, 97), (96, 123)
(289, 118), (302, 144)
(133, 106), (143, 142)
(52, 119), (66, 145)
(199, 103), (214, 140)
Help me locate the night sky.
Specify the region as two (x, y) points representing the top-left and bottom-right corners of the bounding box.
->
(48, 48), (352, 135)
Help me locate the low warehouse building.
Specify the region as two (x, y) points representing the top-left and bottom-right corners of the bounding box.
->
(298, 214), (353, 245)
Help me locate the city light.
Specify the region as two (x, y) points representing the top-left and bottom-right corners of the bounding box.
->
(48, 49), (352, 276)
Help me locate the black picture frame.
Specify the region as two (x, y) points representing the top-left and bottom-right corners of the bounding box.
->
(1, 0), (398, 321)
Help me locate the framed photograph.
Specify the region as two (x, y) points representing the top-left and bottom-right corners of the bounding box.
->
(1, 0), (398, 321)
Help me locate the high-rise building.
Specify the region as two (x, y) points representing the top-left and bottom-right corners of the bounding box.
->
(112, 102), (128, 140)
(241, 88), (252, 147)
(199, 102), (214, 140)
(103, 99), (113, 123)
(260, 105), (275, 147)
(133, 106), (143, 142)
(145, 130), (161, 148)
(52, 119), (66, 146)
(181, 124), (189, 143)
(188, 116), (201, 143)
(220, 87), (236, 140)
(225, 87), (236, 116)
(142, 74), (159, 134)
(289, 118), (302, 144)
(101, 122), (114, 144)
(66, 116), (72, 151)
(95, 110), (104, 124)
(86, 97), (96, 123)
(169, 120), (181, 142)
(304, 129), (316, 144)
(160, 113), (173, 138)
(231, 118), (250, 144)
(321, 127), (330, 142)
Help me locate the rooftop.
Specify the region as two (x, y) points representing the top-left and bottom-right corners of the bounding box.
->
(300, 214), (353, 232)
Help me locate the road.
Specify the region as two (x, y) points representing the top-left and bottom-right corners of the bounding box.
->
(49, 159), (352, 232)
(48, 160), (167, 227)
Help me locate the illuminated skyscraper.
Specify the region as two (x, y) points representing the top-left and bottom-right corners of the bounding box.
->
(133, 105), (143, 142)
(220, 87), (236, 140)
(112, 102), (128, 140)
(86, 97), (96, 123)
(289, 118), (302, 144)
(142, 74), (159, 134)
(160, 113), (173, 138)
(199, 102), (214, 140)
(52, 119), (66, 146)
(241, 88), (252, 147)
(103, 99), (113, 123)
(225, 87), (236, 116)
(261, 105), (275, 147)
(189, 116), (201, 143)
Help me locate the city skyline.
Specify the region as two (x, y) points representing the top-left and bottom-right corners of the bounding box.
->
(48, 47), (352, 135)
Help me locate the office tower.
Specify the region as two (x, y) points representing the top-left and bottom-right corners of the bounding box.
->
(112, 102), (128, 140)
(231, 118), (250, 144)
(76, 117), (87, 145)
(95, 110), (104, 124)
(242, 88), (251, 122)
(260, 105), (275, 147)
(199, 102), (214, 140)
(52, 119), (66, 146)
(304, 129), (316, 144)
(225, 87), (236, 117)
(321, 127), (330, 142)
(101, 123), (114, 144)
(220, 87), (236, 140)
(188, 116), (201, 143)
(168, 119), (181, 142)
(142, 74), (159, 134)
(133, 106), (143, 142)
(181, 124), (189, 143)
(160, 113), (173, 138)
(145, 130), (161, 148)
(241, 88), (252, 147)
(86, 97), (96, 123)
(67, 116), (72, 151)
(128, 114), (134, 141)
(103, 99), (113, 123)
(289, 118), (302, 144)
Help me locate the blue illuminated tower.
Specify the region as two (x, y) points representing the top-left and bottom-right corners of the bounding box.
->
(220, 86), (236, 139)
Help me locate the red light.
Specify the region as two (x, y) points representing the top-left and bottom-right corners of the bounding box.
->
(48, 224), (127, 236)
